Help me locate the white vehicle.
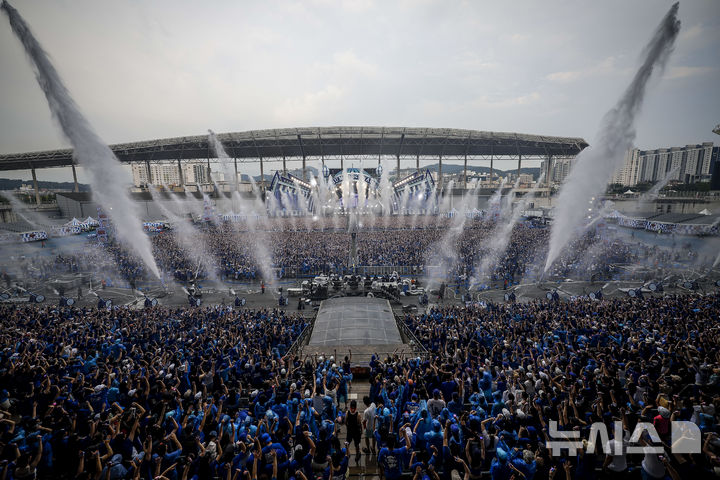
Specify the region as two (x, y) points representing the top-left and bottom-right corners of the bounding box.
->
(313, 275), (329, 286)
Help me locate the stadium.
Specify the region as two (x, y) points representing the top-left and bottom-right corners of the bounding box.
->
(1, 2), (719, 480)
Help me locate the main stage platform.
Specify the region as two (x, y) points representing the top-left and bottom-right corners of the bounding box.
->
(308, 297), (403, 346)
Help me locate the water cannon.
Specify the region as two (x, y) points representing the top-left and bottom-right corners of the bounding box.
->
(144, 297), (158, 308)
(545, 290), (559, 302)
(235, 296), (246, 307)
(97, 298), (112, 309)
(589, 290), (603, 301)
(682, 281), (699, 291)
(418, 293), (428, 305)
(29, 292), (45, 303)
(59, 296), (75, 307)
(627, 288), (643, 299)
(648, 282), (663, 293)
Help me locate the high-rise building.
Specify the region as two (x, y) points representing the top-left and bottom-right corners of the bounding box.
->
(131, 162), (212, 187)
(611, 149), (640, 186)
(612, 142), (717, 186)
(541, 157), (575, 184)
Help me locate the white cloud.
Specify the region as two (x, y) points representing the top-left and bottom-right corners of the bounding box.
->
(679, 24), (704, 43)
(664, 66), (717, 80)
(546, 56), (620, 83)
(274, 85), (346, 124)
(272, 50), (378, 123)
(326, 51), (379, 79)
(473, 92), (541, 108)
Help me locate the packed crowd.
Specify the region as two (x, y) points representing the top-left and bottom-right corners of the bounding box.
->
(0, 304), (308, 479)
(0, 216), (696, 294)
(399, 293), (720, 479)
(1, 292), (719, 479)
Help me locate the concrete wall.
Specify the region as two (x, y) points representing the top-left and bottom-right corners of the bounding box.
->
(56, 195), (100, 220)
(609, 197), (720, 215)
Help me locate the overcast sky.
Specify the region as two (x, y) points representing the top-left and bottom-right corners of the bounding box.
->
(0, 0), (718, 182)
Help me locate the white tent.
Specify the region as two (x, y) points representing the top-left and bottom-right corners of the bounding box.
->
(66, 217), (82, 226)
(699, 208), (712, 215)
(84, 216), (99, 225)
(623, 189), (636, 195)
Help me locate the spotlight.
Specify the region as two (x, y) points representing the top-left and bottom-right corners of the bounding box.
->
(648, 282), (663, 292)
(0, 293), (9, 301)
(59, 296), (75, 307)
(234, 296), (246, 307)
(716, 280), (720, 288)
(188, 296), (201, 307)
(589, 290), (602, 301)
(504, 292), (516, 302)
(97, 298), (112, 309)
(29, 293), (45, 303)
(144, 297), (158, 308)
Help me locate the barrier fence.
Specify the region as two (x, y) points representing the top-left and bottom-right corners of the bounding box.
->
(275, 264), (426, 278)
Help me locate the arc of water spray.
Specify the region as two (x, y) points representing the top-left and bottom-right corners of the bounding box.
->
(422, 178), (481, 290)
(638, 166), (680, 204)
(544, 3), (680, 273)
(472, 173), (545, 284)
(2, 191), (44, 228)
(148, 187), (222, 285)
(208, 130), (275, 284)
(1, 1), (160, 278)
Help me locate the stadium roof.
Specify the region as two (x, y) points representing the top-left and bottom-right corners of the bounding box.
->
(0, 127), (588, 171)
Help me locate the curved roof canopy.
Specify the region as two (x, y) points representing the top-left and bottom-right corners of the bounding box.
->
(0, 126), (588, 171)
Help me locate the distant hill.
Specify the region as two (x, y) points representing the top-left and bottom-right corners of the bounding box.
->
(0, 178), (90, 191)
(411, 163), (542, 179)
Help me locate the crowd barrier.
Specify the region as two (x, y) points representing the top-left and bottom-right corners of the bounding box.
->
(615, 216), (719, 236)
(276, 264), (425, 278)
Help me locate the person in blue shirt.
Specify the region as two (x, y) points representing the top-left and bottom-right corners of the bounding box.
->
(490, 447), (512, 480)
(324, 443), (349, 480)
(378, 426), (411, 480)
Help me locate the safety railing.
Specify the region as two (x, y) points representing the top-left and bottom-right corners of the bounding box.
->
(277, 264), (426, 278)
(286, 315), (316, 357)
(394, 313), (430, 360)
